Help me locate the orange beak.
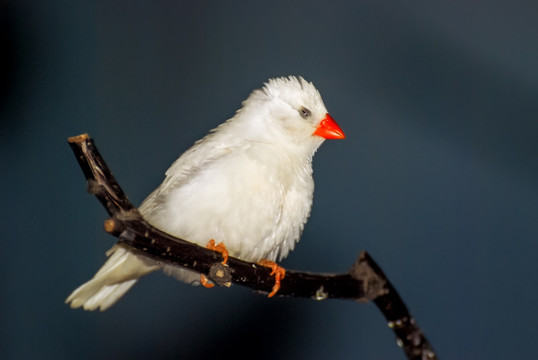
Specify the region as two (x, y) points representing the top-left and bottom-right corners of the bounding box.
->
(313, 114), (345, 139)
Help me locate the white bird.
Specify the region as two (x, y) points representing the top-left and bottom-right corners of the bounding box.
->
(66, 76), (345, 311)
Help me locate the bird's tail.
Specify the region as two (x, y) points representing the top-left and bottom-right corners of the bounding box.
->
(65, 245), (160, 311)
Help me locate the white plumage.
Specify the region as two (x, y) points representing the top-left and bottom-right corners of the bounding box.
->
(66, 76), (344, 310)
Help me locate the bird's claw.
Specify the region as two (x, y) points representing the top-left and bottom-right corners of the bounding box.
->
(206, 239), (229, 265)
(258, 259), (286, 297)
(200, 239), (230, 288)
(200, 273), (214, 288)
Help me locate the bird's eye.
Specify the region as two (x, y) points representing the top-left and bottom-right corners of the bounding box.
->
(299, 106), (312, 119)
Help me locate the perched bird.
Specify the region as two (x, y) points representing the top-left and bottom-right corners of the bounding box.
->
(66, 76), (345, 311)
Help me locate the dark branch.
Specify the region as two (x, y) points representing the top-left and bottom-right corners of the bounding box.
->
(67, 133), (438, 360)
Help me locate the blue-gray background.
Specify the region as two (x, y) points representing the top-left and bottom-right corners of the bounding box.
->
(2, 1), (537, 359)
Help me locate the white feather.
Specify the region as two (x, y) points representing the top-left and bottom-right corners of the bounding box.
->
(66, 76), (341, 310)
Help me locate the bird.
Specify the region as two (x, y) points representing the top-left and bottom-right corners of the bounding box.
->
(66, 76), (345, 311)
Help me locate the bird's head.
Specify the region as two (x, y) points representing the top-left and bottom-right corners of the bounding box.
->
(235, 76), (345, 151)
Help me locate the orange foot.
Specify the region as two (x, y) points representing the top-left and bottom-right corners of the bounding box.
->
(258, 259), (286, 298)
(200, 239), (229, 288)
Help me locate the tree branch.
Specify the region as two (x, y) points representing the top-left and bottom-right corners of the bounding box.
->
(67, 133), (438, 360)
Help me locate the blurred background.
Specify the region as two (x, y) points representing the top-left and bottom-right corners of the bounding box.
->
(2, 1), (537, 359)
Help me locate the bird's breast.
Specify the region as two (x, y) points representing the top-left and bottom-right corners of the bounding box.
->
(144, 148), (314, 262)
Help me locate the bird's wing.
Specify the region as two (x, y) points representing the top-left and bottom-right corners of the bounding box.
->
(138, 133), (235, 214)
